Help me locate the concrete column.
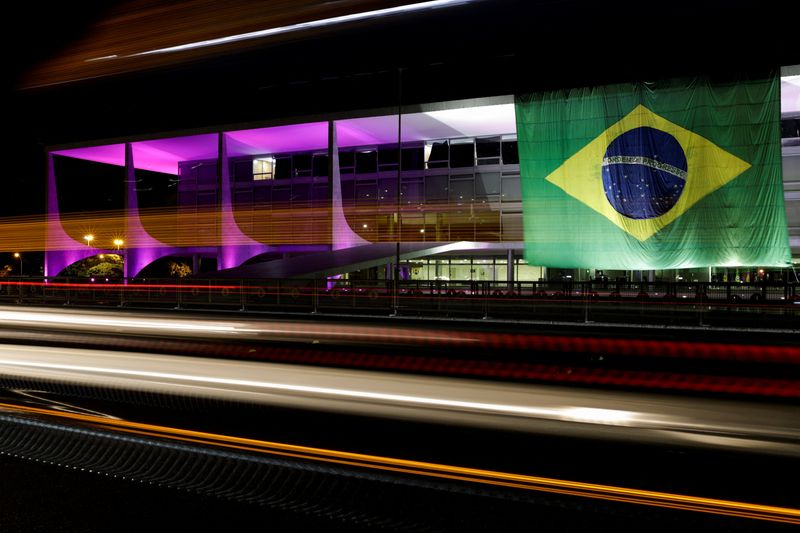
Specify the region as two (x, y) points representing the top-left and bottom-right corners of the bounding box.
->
(124, 143), (172, 278)
(330, 121), (369, 251)
(217, 132), (269, 270)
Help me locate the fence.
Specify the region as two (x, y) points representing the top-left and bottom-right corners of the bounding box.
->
(0, 277), (797, 329)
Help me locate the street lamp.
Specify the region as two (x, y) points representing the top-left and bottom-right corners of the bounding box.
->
(13, 253), (21, 276)
(113, 238), (124, 250)
(84, 234), (94, 247)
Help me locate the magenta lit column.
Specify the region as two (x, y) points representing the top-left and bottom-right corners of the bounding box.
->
(217, 133), (272, 269)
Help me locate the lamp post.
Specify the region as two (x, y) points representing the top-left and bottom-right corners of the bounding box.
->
(84, 234), (94, 247)
(13, 253), (21, 276)
(113, 239), (124, 251)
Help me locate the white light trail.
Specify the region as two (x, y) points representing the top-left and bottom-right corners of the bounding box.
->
(127, 0), (476, 57)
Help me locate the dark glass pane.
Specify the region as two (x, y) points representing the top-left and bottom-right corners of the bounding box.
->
(427, 141), (449, 168)
(312, 184), (328, 203)
(341, 178), (355, 202)
(292, 183), (311, 204)
(476, 139), (500, 158)
(449, 142), (474, 168)
(355, 151), (378, 174)
(401, 146), (424, 170)
(234, 190), (252, 205)
(253, 186), (269, 204)
(312, 154), (329, 176)
(377, 178), (397, 202)
(780, 118), (799, 138)
(197, 192), (216, 205)
(338, 151), (355, 168)
(275, 157), (291, 179)
(233, 160), (252, 182)
(475, 173), (500, 197)
(292, 154), (312, 177)
(450, 179), (473, 202)
(401, 180), (423, 204)
(378, 146), (399, 166)
(178, 162), (196, 184)
(356, 182), (377, 203)
(425, 175), (448, 201)
(178, 190), (196, 206)
(136, 168), (177, 209)
(197, 163), (217, 184)
(272, 185), (291, 204)
(501, 177), (521, 201)
(502, 140), (519, 165)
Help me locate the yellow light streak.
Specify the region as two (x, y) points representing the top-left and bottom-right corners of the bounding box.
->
(1, 402), (797, 524)
(0, 202), (507, 252)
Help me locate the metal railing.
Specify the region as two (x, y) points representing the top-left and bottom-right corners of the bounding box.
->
(0, 277), (797, 329)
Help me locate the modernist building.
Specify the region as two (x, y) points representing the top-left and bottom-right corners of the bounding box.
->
(45, 71), (799, 284)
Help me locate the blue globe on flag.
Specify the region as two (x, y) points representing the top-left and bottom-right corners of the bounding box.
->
(601, 126), (687, 219)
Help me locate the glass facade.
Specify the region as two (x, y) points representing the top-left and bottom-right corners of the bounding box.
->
(46, 90), (799, 280)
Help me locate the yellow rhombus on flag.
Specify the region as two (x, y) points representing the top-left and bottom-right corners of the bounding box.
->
(544, 105), (751, 241)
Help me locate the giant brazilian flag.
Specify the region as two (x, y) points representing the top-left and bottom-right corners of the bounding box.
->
(515, 74), (791, 269)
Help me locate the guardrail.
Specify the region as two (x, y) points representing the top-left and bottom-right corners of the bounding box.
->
(0, 277), (797, 329)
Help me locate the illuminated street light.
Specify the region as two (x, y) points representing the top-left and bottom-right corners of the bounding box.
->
(84, 234), (94, 247)
(113, 238), (124, 250)
(13, 253), (22, 276)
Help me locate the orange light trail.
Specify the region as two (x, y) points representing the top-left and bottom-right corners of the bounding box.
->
(2, 402), (798, 524)
(0, 201), (506, 252)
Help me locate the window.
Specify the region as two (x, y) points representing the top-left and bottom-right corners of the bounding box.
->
(449, 140), (475, 168)
(197, 163), (217, 185)
(253, 157), (275, 181)
(401, 179), (423, 204)
(450, 178), (473, 203)
(356, 181), (377, 203)
(312, 184), (328, 204)
(426, 141), (449, 169)
(475, 172), (500, 197)
(275, 157), (291, 179)
(197, 191), (217, 206)
(502, 140), (519, 165)
(425, 175), (448, 201)
(339, 151), (355, 171)
(355, 150), (378, 174)
(233, 160), (253, 182)
(401, 146), (425, 171)
(377, 178), (397, 202)
(312, 154), (329, 177)
(378, 146), (399, 171)
(272, 185), (291, 204)
(341, 178), (355, 202)
(501, 176), (521, 202)
(292, 183), (311, 205)
(292, 154), (312, 177)
(476, 137), (501, 165)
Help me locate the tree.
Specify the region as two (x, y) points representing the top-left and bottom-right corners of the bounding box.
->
(62, 254), (123, 278)
(168, 261), (192, 277)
